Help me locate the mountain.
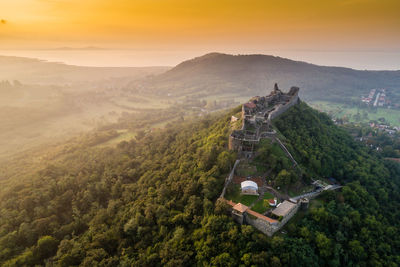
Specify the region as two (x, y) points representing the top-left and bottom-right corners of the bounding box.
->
(0, 102), (399, 266)
(147, 53), (400, 102)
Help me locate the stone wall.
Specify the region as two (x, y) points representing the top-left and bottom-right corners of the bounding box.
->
(244, 201), (300, 236)
(232, 211), (244, 224)
(277, 201), (300, 226)
(267, 92), (299, 121)
(219, 160), (241, 198)
(228, 135), (241, 151)
(259, 130), (277, 138)
(274, 137), (298, 167)
(244, 214), (278, 236)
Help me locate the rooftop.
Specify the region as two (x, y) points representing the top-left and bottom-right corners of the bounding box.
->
(223, 199), (236, 207)
(272, 200), (297, 217)
(247, 209), (278, 224)
(233, 203), (249, 213)
(244, 102), (257, 109)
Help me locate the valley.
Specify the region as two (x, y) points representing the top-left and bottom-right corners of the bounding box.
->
(310, 101), (400, 127)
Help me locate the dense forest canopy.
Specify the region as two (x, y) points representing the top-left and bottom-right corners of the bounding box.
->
(0, 103), (399, 266)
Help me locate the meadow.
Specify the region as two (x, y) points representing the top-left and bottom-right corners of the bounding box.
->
(310, 101), (400, 127)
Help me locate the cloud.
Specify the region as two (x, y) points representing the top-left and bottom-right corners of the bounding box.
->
(1, 19), (6, 24)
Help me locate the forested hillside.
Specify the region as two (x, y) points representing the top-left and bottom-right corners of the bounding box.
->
(0, 103), (399, 266)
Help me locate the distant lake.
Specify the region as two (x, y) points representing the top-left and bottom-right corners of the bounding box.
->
(0, 49), (399, 70)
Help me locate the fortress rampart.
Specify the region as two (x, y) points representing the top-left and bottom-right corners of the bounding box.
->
(229, 84), (300, 156)
(245, 201), (300, 236)
(222, 198), (304, 236)
(267, 94), (299, 121)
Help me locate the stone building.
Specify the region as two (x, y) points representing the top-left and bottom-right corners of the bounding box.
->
(229, 84), (300, 157)
(272, 200), (297, 217)
(222, 198), (300, 236)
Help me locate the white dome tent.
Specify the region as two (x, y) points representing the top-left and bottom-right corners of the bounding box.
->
(241, 180), (259, 195)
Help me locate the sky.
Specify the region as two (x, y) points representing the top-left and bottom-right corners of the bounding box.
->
(0, 0), (399, 67)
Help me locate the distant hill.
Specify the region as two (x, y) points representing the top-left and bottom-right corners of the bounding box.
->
(147, 53), (400, 101)
(0, 55), (170, 85)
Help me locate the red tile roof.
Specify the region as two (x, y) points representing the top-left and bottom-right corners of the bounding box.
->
(224, 199), (236, 207)
(233, 203), (249, 213)
(244, 102), (256, 109)
(220, 198), (278, 223)
(386, 158), (400, 163)
(247, 209), (278, 223)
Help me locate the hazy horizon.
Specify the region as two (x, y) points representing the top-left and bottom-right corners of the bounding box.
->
(2, 0), (400, 69)
(1, 49), (400, 70)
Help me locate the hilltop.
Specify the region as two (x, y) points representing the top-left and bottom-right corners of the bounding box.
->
(147, 53), (400, 102)
(0, 98), (399, 266)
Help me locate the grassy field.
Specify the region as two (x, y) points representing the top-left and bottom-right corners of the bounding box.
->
(225, 184), (258, 206)
(310, 101), (400, 127)
(97, 130), (136, 147)
(187, 92), (249, 103)
(236, 161), (259, 177)
(96, 114), (180, 148)
(112, 95), (172, 110)
(251, 200), (268, 213)
(251, 192), (275, 213)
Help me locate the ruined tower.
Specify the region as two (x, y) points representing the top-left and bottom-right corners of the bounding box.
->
(273, 83), (281, 94)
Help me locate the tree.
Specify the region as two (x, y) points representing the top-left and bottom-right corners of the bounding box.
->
(348, 240), (365, 260)
(211, 252), (235, 267)
(315, 232), (332, 258)
(34, 236), (59, 262)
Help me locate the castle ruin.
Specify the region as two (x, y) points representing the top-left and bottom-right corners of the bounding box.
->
(229, 84), (300, 157)
(220, 85), (342, 236)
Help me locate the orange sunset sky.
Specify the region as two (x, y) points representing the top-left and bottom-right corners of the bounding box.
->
(1, 0), (399, 50)
(0, 0), (399, 67)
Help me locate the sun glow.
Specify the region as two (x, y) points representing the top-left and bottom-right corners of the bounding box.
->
(0, 0), (399, 51)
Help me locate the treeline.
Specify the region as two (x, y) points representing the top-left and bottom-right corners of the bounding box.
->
(0, 103), (399, 266)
